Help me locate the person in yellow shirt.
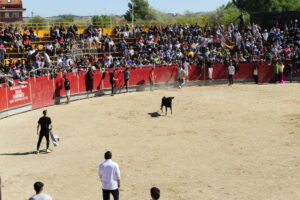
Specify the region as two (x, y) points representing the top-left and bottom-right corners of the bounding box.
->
(278, 62), (285, 83)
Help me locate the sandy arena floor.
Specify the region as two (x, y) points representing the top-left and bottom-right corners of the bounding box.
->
(0, 84), (300, 200)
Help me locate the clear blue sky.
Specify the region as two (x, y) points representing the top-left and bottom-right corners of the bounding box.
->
(23, 0), (230, 17)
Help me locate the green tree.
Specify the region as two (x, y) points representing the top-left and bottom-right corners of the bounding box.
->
(216, 2), (250, 25)
(92, 15), (111, 26)
(124, 0), (154, 21)
(28, 16), (47, 23)
(233, 0), (300, 13)
(55, 14), (75, 23)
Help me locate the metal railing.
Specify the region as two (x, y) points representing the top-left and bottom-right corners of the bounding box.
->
(0, 19), (191, 30)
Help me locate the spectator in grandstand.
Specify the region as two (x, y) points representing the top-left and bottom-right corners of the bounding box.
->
(63, 74), (71, 104)
(29, 181), (52, 200)
(86, 67), (94, 92)
(123, 67), (130, 92)
(99, 151), (121, 200)
(23, 36), (31, 50)
(36, 110), (52, 154)
(109, 69), (117, 96)
(149, 67), (156, 91)
(228, 62), (235, 85)
(150, 187), (160, 200)
(0, 40), (6, 65)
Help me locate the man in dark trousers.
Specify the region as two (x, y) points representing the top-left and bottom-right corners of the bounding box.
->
(109, 69), (118, 96)
(99, 151), (121, 200)
(123, 67), (130, 92)
(36, 110), (52, 154)
(87, 67), (94, 92)
(63, 75), (71, 104)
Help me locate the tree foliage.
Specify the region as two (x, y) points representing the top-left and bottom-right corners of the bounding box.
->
(28, 16), (47, 23)
(215, 2), (250, 25)
(124, 0), (154, 21)
(233, 0), (300, 13)
(55, 15), (75, 23)
(92, 15), (111, 25)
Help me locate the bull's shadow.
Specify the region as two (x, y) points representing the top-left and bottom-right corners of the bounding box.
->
(148, 112), (162, 118)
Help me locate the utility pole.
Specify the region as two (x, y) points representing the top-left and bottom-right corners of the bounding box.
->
(131, 2), (134, 28)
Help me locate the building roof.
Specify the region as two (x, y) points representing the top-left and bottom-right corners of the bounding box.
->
(0, 0), (23, 5)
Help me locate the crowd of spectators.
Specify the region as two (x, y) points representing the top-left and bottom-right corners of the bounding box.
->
(0, 19), (300, 85)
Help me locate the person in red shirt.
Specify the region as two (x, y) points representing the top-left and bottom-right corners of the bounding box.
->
(23, 36), (31, 49)
(149, 67), (156, 91)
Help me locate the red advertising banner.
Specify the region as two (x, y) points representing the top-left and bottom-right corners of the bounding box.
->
(7, 84), (31, 109)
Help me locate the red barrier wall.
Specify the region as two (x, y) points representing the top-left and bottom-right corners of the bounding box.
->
(30, 76), (54, 110)
(1, 64), (300, 116)
(0, 87), (7, 111)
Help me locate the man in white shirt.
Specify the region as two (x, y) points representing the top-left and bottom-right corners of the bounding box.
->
(228, 63), (235, 85)
(99, 151), (121, 200)
(29, 182), (52, 200)
(183, 61), (189, 81)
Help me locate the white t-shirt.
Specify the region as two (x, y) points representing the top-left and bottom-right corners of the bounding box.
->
(29, 194), (52, 200)
(99, 159), (121, 190)
(228, 65), (235, 75)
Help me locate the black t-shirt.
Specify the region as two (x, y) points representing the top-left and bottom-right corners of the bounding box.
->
(38, 116), (52, 133)
(64, 78), (71, 90)
(109, 72), (115, 83)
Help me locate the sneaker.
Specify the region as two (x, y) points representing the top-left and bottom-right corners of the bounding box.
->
(46, 149), (52, 153)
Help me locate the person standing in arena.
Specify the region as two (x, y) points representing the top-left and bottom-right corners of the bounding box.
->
(87, 67), (94, 92)
(36, 110), (52, 154)
(123, 67), (130, 92)
(29, 182), (52, 200)
(178, 66), (186, 88)
(183, 60), (189, 82)
(149, 67), (156, 91)
(109, 69), (118, 96)
(99, 151), (121, 200)
(63, 74), (71, 104)
(228, 62), (235, 85)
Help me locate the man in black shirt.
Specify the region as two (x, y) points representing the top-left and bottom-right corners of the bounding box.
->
(64, 75), (71, 104)
(109, 69), (117, 96)
(36, 110), (52, 154)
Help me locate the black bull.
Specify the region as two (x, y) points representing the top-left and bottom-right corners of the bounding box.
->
(161, 96), (175, 115)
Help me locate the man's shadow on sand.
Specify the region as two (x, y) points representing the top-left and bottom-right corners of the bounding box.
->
(0, 150), (50, 156)
(148, 112), (162, 118)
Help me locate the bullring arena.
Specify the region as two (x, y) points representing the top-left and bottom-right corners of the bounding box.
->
(1, 83), (300, 200)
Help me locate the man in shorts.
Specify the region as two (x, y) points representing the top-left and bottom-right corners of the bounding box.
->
(36, 110), (52, 154)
